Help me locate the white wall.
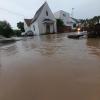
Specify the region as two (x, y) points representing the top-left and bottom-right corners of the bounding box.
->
(24, 22), (31, 33)
(54, 10), (73, 28)
(37, 2), (57, 34)
(50, 24), (53, 33)
(24, 2), (57, 35)
(24, 20), (39, 35)
(60, 11), (70, 26)
(31, 22), (39, 35)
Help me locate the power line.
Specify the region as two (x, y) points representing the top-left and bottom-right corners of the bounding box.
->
(0, 7), (25, 18)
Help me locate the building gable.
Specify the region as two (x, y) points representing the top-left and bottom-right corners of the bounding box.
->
(24, 2), (57, 35)
(31, 2), (46, 23)
(24, 2), (55, 26)
(24, 19), (32, 27)
(37, 2), (56, 22)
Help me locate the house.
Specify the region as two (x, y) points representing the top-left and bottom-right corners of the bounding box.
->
(54, 10), (78, 29)
(70, 17), (79, 29)
(24, 2), (57, 35)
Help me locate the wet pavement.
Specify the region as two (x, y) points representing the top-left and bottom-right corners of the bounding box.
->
(0, 33), (100, 100)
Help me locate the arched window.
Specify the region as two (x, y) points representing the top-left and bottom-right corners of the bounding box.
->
(46, 11), (48, 16)
(33, 25), (35, 31)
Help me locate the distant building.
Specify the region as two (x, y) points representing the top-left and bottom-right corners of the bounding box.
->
(54, 10), (78, 29)
(24, 2), (57, 35)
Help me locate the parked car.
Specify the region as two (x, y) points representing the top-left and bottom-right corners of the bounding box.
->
(22, 31), (34, 36)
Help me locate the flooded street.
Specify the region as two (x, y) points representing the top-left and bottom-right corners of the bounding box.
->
(0, 33), (100, 100)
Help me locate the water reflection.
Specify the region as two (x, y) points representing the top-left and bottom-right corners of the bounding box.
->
(0, 34), (68, 57)
(17, 35), (66, 56)
(33, 35), (67, 56)
(35, 44), (59, 56)
(0, 59), (1, 68)
(16, 40), (37, 52)
(0, 34), (100, 100)
(39, 34), (56, 42)
(0, 45), (18, 56)
(0, 34), (100, 58)
(38, 34), (65, 42)
(0, 50), (2, 75)
(0, 39), (37, 57)
(87, 39), (100, 57)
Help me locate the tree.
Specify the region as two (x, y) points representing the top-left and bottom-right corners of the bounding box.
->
(0, 21), (14, 38)
(92, 16), (99, 24)
(73, 23), (76, 28)
(56, 19), (64, 28)
(13, 29), (22, 37)
(17, 22), (25, 32)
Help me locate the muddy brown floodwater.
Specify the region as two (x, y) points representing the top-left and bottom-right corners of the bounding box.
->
(0, 33), (100, 100)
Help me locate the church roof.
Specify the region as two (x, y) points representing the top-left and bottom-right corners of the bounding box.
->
(24, 2), (48, 26)
(31, 2), (47, 23)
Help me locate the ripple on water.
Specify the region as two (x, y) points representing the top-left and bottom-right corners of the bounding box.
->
(0, 34), (100, 100)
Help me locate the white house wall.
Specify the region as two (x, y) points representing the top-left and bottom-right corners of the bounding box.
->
(31, 22), (39, 35)
(54, 22), (57, 32)
(50, 24), (53, 33)
(24, 22), (31, 33)
(60, 11), (70, 26)
(54, 10), (73, 28)
(37, 3), (57, 34)
(24, 2), (57, 35)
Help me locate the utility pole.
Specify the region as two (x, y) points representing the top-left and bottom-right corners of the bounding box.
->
(71, 8), (74, 18)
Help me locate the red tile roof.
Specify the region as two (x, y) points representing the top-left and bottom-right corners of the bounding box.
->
(24, 19), (32, 26)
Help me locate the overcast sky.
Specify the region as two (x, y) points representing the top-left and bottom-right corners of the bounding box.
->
(0, 0), (100, 28)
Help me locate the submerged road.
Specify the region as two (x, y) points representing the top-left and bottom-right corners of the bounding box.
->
(0, 33), (100, 100)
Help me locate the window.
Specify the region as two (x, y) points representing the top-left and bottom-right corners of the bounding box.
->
(73, 24), (76, 28)
(63, 14), (66, 17)
(33, 25), (35, 31)
(46, 11), (48, 16)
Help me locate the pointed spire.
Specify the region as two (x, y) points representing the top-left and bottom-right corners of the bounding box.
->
(44, 0), (47, 3)
(44, 0), (48, 5)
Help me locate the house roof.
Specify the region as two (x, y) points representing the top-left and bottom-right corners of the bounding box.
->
(71, 18), (79, 23)
(24, 2), (47, 26)
(24, 19), (33, 26)
(31, 2), (47, 23)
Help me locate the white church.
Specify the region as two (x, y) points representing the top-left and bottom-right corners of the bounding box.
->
(24, 2), (57, 35)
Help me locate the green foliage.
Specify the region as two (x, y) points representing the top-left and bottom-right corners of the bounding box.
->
(73, 23), (76, 28)
(13, 29), (22, 37)
(56, 19), (64, 27)
(81, 16), (100, 27)
(0, 21), (14, 38)
(17, 22), (25, 32)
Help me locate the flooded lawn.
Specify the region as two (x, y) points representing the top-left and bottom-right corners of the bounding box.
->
(0, 33), (100, 100)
